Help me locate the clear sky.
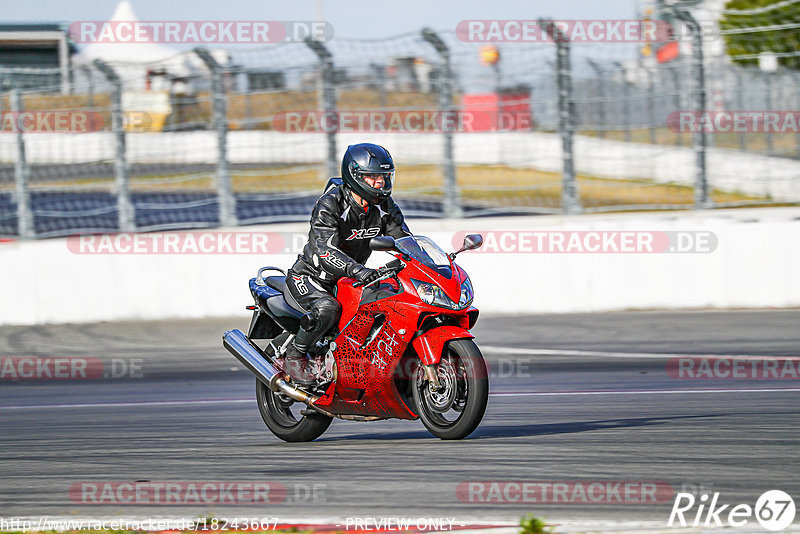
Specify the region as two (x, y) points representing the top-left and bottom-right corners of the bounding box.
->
(6, 0), (640, 40)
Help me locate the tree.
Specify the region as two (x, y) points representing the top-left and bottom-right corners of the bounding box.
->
(719, 0), (800, 69)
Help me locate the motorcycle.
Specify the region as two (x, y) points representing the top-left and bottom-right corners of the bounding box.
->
(222, 233), (488, 442)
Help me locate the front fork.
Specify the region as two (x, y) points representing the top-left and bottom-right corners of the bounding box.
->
(422, 364), (442, 390)
(411, 325), (475, 391)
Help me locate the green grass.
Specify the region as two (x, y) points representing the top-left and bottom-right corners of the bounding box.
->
(519, 514), (553, 534)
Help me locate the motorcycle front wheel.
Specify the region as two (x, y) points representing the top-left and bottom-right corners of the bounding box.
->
(255, 333), (332, 442)
(412, 339), (489, 440)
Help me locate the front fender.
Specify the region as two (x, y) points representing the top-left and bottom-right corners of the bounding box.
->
(411, 326), (474, 366)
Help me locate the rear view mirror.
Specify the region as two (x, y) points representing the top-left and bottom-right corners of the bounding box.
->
(450, 234), (483, 259)
(369, 236), (396, 251)
(461, 234), (483, 252)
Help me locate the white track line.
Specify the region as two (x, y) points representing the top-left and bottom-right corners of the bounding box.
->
(481, 345), (800, 360)
(493, 387), (800, 396)
(2, 388), (799, 411)
(0, 399), (251, 410)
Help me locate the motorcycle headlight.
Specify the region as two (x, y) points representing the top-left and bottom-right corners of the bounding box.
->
(459, 277), (474, 308)
(411, 279), (457, 309)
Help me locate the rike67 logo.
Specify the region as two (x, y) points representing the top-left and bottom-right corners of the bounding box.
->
(668, 490), (795, 531)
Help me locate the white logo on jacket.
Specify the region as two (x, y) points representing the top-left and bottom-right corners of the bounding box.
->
(346, 227), (380, 240)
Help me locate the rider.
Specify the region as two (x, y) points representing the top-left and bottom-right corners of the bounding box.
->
(283, 143), (412, 385)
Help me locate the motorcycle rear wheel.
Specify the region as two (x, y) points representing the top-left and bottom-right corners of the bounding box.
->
(255, 333), (332, 442)
(412, 339), (488, 440)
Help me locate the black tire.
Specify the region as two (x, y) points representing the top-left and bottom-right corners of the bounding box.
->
(412, 339), (489, 440)
(255, 333), (332, 442)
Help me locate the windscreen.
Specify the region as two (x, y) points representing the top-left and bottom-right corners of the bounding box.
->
(395, 236), (452, 277)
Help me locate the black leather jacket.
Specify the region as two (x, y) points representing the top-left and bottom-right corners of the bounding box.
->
(290, 181), (411, 288)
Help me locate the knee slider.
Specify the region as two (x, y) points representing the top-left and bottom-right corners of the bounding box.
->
(313, 297), (341, 330)
(300, 310), (319, 332)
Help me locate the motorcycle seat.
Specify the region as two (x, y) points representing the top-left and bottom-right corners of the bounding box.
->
(266, 293), (305, 319)
(265, 276), (286, 293)
(263, 276), (307, 316)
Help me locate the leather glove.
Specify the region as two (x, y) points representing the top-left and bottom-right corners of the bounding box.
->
(352, 265), (380, 285)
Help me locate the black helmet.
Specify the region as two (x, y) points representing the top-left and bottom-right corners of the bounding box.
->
(341, 143), (395, 204)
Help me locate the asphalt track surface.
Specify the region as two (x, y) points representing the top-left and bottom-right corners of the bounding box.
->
(1, 310), (799, 525)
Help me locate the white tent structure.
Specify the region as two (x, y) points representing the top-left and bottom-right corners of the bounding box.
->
(76, 0), (178, 64)
(72, 0), (224, 91)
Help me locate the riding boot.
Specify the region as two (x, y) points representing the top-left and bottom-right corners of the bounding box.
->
(283, 343), (316, 386)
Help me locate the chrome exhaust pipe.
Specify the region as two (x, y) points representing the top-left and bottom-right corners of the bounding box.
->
(222, 329), (318, 405)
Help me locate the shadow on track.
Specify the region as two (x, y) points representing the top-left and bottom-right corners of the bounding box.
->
(285, 413), (730, 443)
(470, 413), (728, 439)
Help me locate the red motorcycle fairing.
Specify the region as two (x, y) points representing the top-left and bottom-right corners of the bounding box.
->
(411, 325), (475, 366)
(315, 299), (419, 419)
(310, 252), (478, 420)
(335, 278), (362, 332)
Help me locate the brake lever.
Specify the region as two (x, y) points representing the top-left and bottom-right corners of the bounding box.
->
(353, 260), (404, 289)
(362, 272), (394, 290)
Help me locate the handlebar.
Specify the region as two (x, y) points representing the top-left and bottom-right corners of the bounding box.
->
(352, 259), (404, 288)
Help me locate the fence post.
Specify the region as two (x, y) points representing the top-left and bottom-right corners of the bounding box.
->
(541, 20), (581, 215)
(93, 59), (135, 232)
(647, 69), (657, 144)
(671, 8), (710, 209)
(734, 69), (747, 152)
(670, 64), (683, 146)
(10, 89), (34, 238)
(587, 60), (605, 139)
(422, 28), (461, 219)
(305, 38), (338, 180)
(791, 71), (800, 159)
(194, 48), (237, 227)
(613, 62), (632, 143)
(245, 74), (253, 129)
(762, 71), (774, 155)
(81, 65), (95, 107)
(370, 63), (388, 108)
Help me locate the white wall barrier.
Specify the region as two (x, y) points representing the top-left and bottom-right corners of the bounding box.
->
(0, 208), (798, 325)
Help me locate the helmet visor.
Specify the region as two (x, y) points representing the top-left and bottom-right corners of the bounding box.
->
(355, 169), (394, 196)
